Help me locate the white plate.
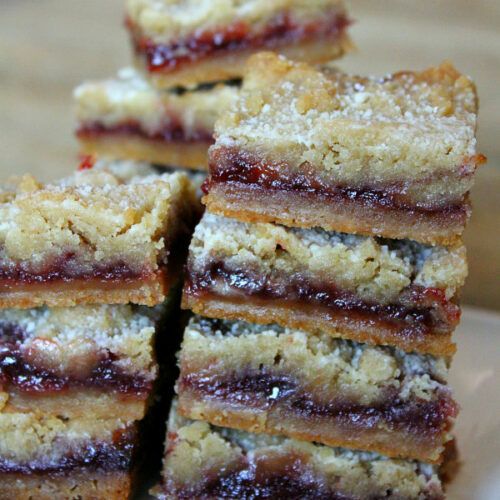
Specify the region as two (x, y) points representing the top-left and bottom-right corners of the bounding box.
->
(446, 307), (500, 500)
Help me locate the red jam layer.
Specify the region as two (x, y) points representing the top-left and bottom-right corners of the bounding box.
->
(0, 253), (148, 286)
(180, 369), (456, 436)
(0, 322), (151, 395)
(77, 119), (214, 144)
(205, 147), (469, 216)
(185, 261), (461, 337)
(165, 450), (356, 500)
(129, 12), (349, 73)
(0, 427), (136, 474)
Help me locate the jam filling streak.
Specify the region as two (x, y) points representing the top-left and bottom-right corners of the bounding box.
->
(205, 148), (468, 217)
(0, 253), (148, 286)
(77, 119), (214, 144)
(165, 451), (352, 500)
(0, 322), (151, 395)
(180, 370), (457, 436)
(129, 12), (349, 72)
(185, 261), (460, 336)
(0, 427), (136, 474)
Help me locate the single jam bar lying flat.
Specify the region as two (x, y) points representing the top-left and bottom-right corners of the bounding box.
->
(0, 159), (198, 309)
(182, 213), (467, 356)
(0, 412), (137, 500)
(75, 68), (240, 170)
(0, 301), (173, 420)
(204, 52), (485, 246)
(126, 0), (352, 88)
(152, 400), (453, 499)
(176, 317), (457, 463)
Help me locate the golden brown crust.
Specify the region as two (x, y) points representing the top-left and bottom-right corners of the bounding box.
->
(79, 135), (209, 170)
(0, 471), (131, 500)
(182, 294), (456, 357)
(134, 35), (352, 89)
(0, 271), (167, 309)
(2, 389), (148, 421)
(177, 397), (446, 463)
(203, 184), (468, 247)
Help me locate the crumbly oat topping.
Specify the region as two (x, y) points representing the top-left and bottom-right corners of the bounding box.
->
(0, 159), (196, 270)
(215, 52), (479, 183)
(189, 213), (467, 302)
(184, 316), (448, 403)
(162, 400), (442, 497)
(0, 413), (131, 464)
(0, 304), (161, 377)
(127, 0), (346, 42)
(75, 67), (239, 135)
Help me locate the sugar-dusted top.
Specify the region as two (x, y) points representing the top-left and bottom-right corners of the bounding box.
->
(189, 213), (467, 303)
(74, 67), (240, 134)
(0, 159), (196, 268)
(215, 52), (480, 179)
(127, 0), (346, 42)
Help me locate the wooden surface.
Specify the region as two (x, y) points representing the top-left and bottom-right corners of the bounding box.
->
(0, 0), (499, 310)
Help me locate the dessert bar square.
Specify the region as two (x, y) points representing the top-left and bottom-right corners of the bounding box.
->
(204, 52), (485, 246)
(182, 213), (467, 356)
(176, 316), (457, 462)
(0, 413), (137, 500)
(152, 400), (451, 499)
(0, 159), (198, 309)
(0, 302), (172, 420)
(126, 0), (351, 88)
(75, 68), (240, 170)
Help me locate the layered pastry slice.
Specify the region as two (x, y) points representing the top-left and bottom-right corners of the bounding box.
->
(75, 68), (240, 170)
(176, 316), (457, 463)
(0, 412), (137, 500)
(183, 213), (467, 356)
(126, 0), (352, 88)
(0, 301), (174, 420)
(0, 159), (198, 309)
(204, 52), (485, 246)
(152, 400), (452, 499)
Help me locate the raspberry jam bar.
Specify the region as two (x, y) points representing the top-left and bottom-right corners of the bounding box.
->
(0, 413), (137, 500)
(152, 400), (450, 499)
(0, 160), (198, 309)
(176, 317), (457, 462)
(182, 213), (467, 356)
(0, 302), (169, 420)
(126, 0), (351, 88)
(204, 52), (485, 246)
(75, 68), (240, 170)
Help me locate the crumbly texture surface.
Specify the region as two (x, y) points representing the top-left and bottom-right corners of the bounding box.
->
(154, 400), (444, 499)
(180, 316), (449, 405)
(0, 304), (157, 378)
(189, 213), (467, 304)
(176, 316), (454, 461)
(126, 0), (347, 43)
(0, 412), (132, 465)
(75, 68), (240, 137)
(0, 159), (197, 308)
(209, 52), (482, 219)
(0, 303), (161, 418)
(0, 471), (131, 500)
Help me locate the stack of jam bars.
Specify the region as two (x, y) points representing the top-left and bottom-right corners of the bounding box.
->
(0, 160), (199, 498)
(153, 52), (485, 498)
(74, 0), (352, 172)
